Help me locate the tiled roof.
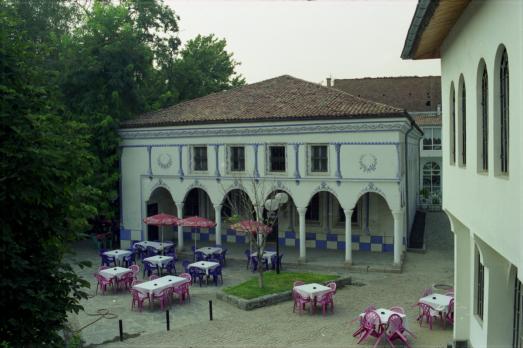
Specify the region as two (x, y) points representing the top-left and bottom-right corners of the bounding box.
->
(121, 75), (409, 129)
(411, 114), (441, 126)
(332, 76), (441, 113)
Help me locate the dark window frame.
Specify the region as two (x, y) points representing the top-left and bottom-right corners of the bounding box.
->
(461, 81), (467, 166)
(481, 67), (489, 171)
(269, 145), (286, 172)
(193, 146), (208, 171)
(310, 145), (328, 173)
(500, 49), (509, 174)
(451, 87), (456, 164)
(422, 127), (442, 150)
(476, 250), (484, 320)
(230, 146), (245, 172)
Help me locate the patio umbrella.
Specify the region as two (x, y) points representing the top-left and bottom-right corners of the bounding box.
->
(231, 220), (272, 254)
(143, 213), (179, 253)
(178, 216), (217, 250)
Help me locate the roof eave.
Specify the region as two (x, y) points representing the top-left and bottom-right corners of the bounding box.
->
(401, 0), (440, 60)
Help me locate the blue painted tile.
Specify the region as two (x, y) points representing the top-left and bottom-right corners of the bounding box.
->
(200, 233), (209, 242)
(221, 235), (227, 242)
(327, 234), (338, 242)
(227, 229), (235, 236)
(236, 235), (245, 244)
(383, 244), (394, 252)
(208, 227), (215, 234)
(370, 236), (383, 244)
(285, 231), (295, 239)
(337, 241), (346, 250)
(352, 235), (360, 243)
(306, 232), (316, 240)
(316, 240), (327, 249)
(120, 228), (131, 241)
(359, 243), (371, 251)
(278, 237), (286, 245)
(295, 239), (300, 248)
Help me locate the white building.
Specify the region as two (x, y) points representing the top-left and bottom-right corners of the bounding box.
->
(402, 1), (522, 347)
(331, 76), (443, 208)
(119, 75), (423, 266)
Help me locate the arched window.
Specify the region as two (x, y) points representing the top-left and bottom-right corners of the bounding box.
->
(450, 83), (456, 164)
(461, 80), (467, 166)
(423, 162), (441, 194)
(500, 49), (509, 174)
(480, 66), (488, 171)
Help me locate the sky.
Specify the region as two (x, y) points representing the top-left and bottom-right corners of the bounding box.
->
(168, 0), (440, 84)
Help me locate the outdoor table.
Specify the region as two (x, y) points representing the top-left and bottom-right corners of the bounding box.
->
(103, 249), (132, 265)
(188, 261), (220, 276)
(143, 255), (173, 275)
(196, 246), (222, 256)
(294, 283), (332, 300)
(419, 293), (453, 313)
(132, 275), (188, 307)
(359, 308), (408, 335)
(251, 251), (276, 266)
(135, 241), (173, 251)
(99, 267), (132, 281)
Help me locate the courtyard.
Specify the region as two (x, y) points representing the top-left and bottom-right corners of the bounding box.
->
(69, 212), (453, 347)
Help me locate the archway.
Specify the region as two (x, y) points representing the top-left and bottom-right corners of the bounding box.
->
(183, 187), (214, 245)
(303, 191), (345, 250)
(221, 188), (254, 221)
(147, 187), (176, 241)
(264, 190), (298, 243)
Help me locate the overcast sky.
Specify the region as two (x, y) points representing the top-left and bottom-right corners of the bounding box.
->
(168, 0), (440, 84)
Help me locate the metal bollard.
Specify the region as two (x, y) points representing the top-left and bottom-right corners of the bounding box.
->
(209, 300), (213, 321)
(119, 319), (123, 341)
(166, 310), (170, 331)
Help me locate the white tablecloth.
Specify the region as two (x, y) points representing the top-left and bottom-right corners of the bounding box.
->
(419, 293), (453, 312)
(188, 261), (220, 275)
(133, 275), (187, 296)
(143, 255), (173, 267)
(103, 250), (132, 262)
(294, 283), (332, 299)
(196, 247), (222, 256)
(251, 251), (276, 266)
(135, 241), (173, 251)
(99, 267), (133, 280)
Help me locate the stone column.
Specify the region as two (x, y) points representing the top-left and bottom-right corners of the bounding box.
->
(344, 209), (353, 264)
(297, 207), (307, 261)
(175, 202), (184, 251)
(392, 209), (403, 265)
(214, 204), (222, 246)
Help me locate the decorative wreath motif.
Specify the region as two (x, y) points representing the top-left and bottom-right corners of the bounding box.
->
(157, 153), (172, 169)
(359, 154), (378, 173)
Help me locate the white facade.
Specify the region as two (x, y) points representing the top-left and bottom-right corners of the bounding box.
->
(439, 1), (522, 347)
(119, 118), (421, 266)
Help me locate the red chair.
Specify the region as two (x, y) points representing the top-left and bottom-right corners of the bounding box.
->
(180, 272), (192, 283)
(152, 288), (170, 310)
(129, 264), (140, 280)
(293, 280), (304, 287)
(117, 271), (134, 290)
(292, 290), (311, 314)
(421, 287), (433, 297)
(390, 306), (405, 314)
(130, 289), (149, 312)
(149, 274), (159, 281)
(315, 291), (334, 316)
(327, 282), (337, 294)
(445, 298), (455, 326)
(173, 282), (190, 304)
(94, 274), (113, 295)
(415, 302), (438, 329)
(354, 310), (383, 345)
(385, 314), (416, 348)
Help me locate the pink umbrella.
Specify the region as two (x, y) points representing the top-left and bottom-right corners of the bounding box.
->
(178, 216), (217, 249)
(231, 220), (272, 235)
(143, 213), (179, 252)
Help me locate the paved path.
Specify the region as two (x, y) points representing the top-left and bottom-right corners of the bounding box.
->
(68, 212), (454, 347)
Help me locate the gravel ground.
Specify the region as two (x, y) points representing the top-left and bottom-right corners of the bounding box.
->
(70, 212), (453, 348)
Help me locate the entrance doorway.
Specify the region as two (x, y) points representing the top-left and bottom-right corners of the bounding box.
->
(147, 203), (159, 240)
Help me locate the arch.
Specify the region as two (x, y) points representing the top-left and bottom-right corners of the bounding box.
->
(476, 58), (489, 172)
(449, 81), (456, 164)
(493, 44), (509, 175)
(221, 188), (256, 221)
(146, 186), (177, 241)
(148, 180), (177, 203)
(183, 187), (214, 219)
(457, 74), (467, 166)
(305, 190), (345, 230)
(346, 182), (396, 212)
(305, 182), (342, 209)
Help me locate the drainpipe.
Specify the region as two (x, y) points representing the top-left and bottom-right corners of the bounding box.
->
(404, 119), (415, 247)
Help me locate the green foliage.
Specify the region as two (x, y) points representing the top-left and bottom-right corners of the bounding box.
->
(223, 272), (339, 299)
(0, 4), (97, 345)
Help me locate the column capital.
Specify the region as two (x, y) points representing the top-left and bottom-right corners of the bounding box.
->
(213, 204), (223, 210)
(343, 208), (354, 216)
(296, 206), (307, 215)
(175, 201), (185, 208)
(391, 208), (404, 216)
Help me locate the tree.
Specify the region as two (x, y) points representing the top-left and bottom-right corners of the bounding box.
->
(221, 177), (286, 288)
(172, 34), (245, 102)
(0, 3), (98, 345)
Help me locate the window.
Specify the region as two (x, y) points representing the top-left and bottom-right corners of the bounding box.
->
(306, 194), (320, 221)
(230, 146), (245, 172)
(450, 84), (456, 164)
(310, 145), (328, 173)
(338, 204), (359, 224)
(461, 81), (467, 166)
(422, 162), (441, 194)
(476, 250), (485, 320)
(269, 145), (286, 172)
(193, 146), (207, 171)
(513, 278), (522, 348)
(481, 66), (489, 171)
(422, 128), (442, 150)
(500, 49), (509, 174)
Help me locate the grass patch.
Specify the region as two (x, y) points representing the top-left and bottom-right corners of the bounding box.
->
(223, 271), (339, 299)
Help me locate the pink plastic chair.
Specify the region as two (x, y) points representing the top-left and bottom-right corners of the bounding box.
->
(129, 264), (140, 279)
(355, 310), (383, 345)
(173, 282), (191, 304)
(118, 271), (134, 290)
(180, 272), (192, 283)
(131, 279), (143, 287)
(416, 302), (438, 329)
(95, 274), (113, 295)
(421, 287), (433, 297)
(327, 282), (337, 294)
(98, 265), (109, 271)
(445, 298), (454, 326)
(152, 288), (170, 310)
(292, 290), (311, 314)
(390, 306), (405, 314)
(293, 280), (304, 287)
(385, 314), (416, 348)
(130, 289), (149, 312)
(149, 274), (159, 281)
(315, 291), (334, 316)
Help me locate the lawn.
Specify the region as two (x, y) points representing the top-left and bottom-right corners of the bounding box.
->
(223, 271), (339, 299)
